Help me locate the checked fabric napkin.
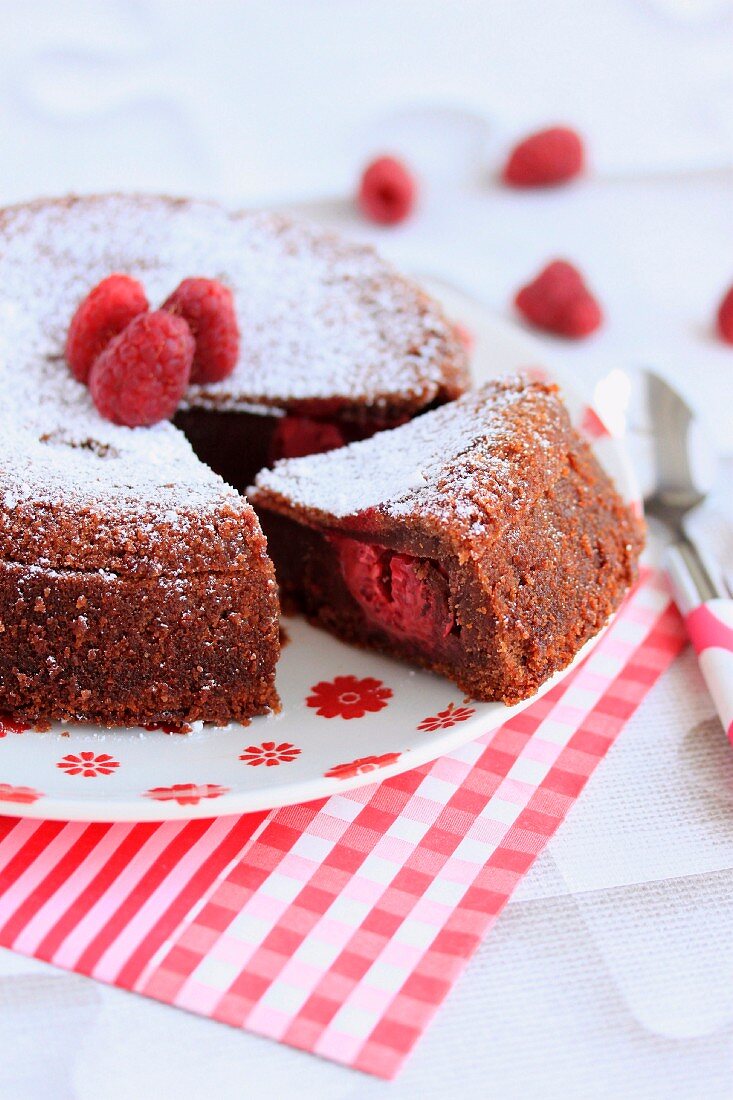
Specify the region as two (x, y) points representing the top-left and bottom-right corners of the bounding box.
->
(0, 568), (685, 1079)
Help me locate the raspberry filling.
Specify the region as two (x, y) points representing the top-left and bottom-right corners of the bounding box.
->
(333, 536), (456, 648)
(271, 416), (347, 461)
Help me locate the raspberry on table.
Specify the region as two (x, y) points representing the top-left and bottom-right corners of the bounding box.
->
(514, 260), (602, 338)
(162, 277), (239, 383)
(502, 127), (584, 188)
(89, 310), (195, 427)
(716, 285), (733, 344)
(65, 273), (149, 383)
(358, 156), (416, 225)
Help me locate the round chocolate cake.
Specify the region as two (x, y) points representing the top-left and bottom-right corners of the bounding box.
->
(0, 194), (467, 727)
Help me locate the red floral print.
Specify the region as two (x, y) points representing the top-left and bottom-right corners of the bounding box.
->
(56, 751), (120, 778)
(306, 675), (392, 720)
(325, 753), (401, 780)
(417, 701), (476, 732)
(0, 713), (30, 737)
(0, 782), (43, 804)
(239, 742), (301, 767)
(143, 783), (229, 805)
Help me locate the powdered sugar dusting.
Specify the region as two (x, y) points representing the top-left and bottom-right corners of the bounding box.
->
(0, 301), (238, 519)
(252, 378), (569, 547)
(0, 194), (461, 519)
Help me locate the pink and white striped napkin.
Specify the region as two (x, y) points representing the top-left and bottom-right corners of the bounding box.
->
(0, 569), (685, 1078)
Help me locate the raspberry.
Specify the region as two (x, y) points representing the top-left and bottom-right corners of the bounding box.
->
(358, 156), (416, 226)
(89, 310), (194, 427)
(162, 278), (239, 383)
(65, 274), (149, 383)
(271, 416), (346, 461)
(502, 127), (584, 188)
(334, 537), (454, 647)
(515, 260), (602, 338)
(716, 285), (733, 344)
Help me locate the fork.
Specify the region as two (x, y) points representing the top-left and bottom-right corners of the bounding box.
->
(642, 369), (733, 744)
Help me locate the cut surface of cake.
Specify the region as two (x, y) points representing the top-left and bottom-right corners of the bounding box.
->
(0, 192), (467, 728)
(251, 377), (644, 705)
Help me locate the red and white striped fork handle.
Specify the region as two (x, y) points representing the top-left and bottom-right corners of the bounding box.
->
(667, 544), (733, 745)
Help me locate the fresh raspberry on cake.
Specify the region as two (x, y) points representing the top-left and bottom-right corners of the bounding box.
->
(65, 273), (149, 383)
(716, 284), (733, 344)
(502, 127), (584, 188)
(89, 310), (194, 426)
(358, 156), (416, 225)
(515, 260), (602, 338)
(162, 277), (239, 383)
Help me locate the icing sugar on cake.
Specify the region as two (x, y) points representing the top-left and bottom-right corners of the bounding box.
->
(252, 377), (569, 550)
(0, 193), (464, 527)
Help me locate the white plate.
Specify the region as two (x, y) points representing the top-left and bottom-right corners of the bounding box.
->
(0, 286), (639, 821)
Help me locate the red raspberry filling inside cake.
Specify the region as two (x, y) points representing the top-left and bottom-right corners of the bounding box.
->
(333, 536), (455, 648)
(272, 416), (347, 461)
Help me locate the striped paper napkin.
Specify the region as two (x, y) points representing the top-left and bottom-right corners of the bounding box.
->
(0, 569), (685, 1079)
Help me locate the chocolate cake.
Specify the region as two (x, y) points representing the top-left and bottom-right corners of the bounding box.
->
(251, 377), (644, 704)
(0, 193), (467, 727)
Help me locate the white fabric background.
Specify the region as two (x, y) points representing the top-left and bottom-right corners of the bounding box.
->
(0, 2), (732, 1097)
(2, 0), (730, 446)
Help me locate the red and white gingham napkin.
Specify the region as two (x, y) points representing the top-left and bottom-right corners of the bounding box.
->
(0, 569), (685, 1078)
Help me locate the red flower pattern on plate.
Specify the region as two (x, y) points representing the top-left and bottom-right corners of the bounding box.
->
(307, 675), (392, 720)
(0, 713), (30, 737)
(56, 751), (120, 778)
(0, 782), (43, 804)
(143, 782), (229, 805)
(239, 742), (301, 767)
(417, 701), (476, 732)
(325, 753), (401, 780)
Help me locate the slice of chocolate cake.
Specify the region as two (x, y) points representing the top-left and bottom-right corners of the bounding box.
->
(251, 376), (644, 705)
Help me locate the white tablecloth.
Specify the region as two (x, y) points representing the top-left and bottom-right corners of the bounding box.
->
(1, 3), (732, 1096)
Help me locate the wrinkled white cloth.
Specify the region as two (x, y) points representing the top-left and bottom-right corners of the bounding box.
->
(0, 1), (732, 1097)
